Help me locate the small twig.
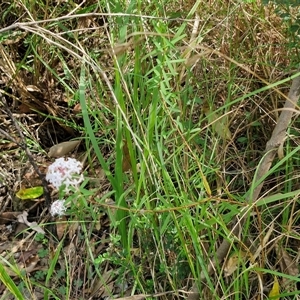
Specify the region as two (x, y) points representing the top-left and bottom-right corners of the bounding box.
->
(1, 96), (51, 207)
(187, 71), (300, 300)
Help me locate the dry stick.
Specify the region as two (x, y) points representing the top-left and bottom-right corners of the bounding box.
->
(0, 13), (196, 35)
(1, 96), (51, 207)
(187, 72), (300, 300)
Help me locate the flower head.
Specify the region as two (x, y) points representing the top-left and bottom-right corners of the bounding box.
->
(50, 199), (66, 217)
(46, 157), (83, 192)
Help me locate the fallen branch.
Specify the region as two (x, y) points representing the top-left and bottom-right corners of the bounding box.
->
(187, 71), (300, 300)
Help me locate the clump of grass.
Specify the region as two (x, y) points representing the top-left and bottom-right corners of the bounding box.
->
(0, 0), (300, 299)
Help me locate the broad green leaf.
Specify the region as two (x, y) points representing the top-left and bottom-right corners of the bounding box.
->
(16, 186), (43, 200)
(256, 189), (300, 207)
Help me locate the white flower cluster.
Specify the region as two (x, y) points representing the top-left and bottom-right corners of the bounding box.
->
(50, 199), (67, 217)
(46, 157), (84, 218)
(46, 157), (83, 191)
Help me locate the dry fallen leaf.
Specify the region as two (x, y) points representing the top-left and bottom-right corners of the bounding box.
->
(113, 42), (133, 56)
(48, 140), (81, 158)
(56, 216), (68, 240)
(122, 140), (132, 172)
(224, 251), (247, 277)
(73, 103), (82, 114)
(63, 242), (76, 259)
(18, 103), (32, 113)
(1, 245), (40, 276)
(17, 211), (45, 234)
(276, 245), (298, 277)
(18, 251), (39, 273)
(68, 222), (79, 240)
(275, 245), (298, 290)
(26, 85), (42, 93)
(268, 276), (280, 299)
(0, 212), (21, 225)
(252, 222), (274, 261)
(3, 253), (40, 276)
(89, 268), (114, 298)
(203, 102), (232, 141)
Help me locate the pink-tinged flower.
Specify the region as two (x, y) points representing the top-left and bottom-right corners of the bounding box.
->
(46, 157), (83, 192)
(50, 199), (66, 217)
